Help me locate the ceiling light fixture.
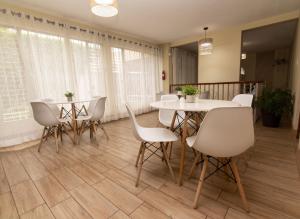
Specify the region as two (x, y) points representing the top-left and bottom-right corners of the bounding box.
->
(199, 27), (213, 55)
(91, 0), (118, 17)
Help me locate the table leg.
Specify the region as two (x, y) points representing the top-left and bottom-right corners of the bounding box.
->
(178, 111), (189, 186)
(170, 110), (177, 131)
(71, 103), (78, 144)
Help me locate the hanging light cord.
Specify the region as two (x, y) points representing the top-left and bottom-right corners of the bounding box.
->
(204, 27), (208, 41)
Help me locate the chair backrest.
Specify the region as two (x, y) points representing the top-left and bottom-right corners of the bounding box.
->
(191, 107), (254, 157)
(90, 97), (107, 121)
(41, 98), (61, 117)
(232, 94), (253, 107)
(125, 103), (143, 142)
(199, 91), (210, 99)
(30, 101), (60, 127)
(159, 94), (179, 124)
(88, 97), (101, 115)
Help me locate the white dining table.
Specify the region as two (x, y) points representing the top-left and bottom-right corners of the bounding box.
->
(52, 98), (95, 143)
(150, 99), (241, 185)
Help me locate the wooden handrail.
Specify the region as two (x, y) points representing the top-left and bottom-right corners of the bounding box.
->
(169, 80), (265, 93)
(168, 80), (265, 122)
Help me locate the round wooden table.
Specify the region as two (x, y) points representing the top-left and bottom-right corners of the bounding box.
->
(52, 98), (94, 143)
(150, 99), (241, 185)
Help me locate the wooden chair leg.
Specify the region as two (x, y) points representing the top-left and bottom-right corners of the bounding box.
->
(231, 159), (250, 212)
(59, 125), (63, 143)
(189, 152), (201, 179)
(92, 122), (100, 146)
(38, 127), (46, 152)
(77, 121), (85, 144)
(193, 156), (208, 209)
(54, 127), (59, 153)
(98, 122), (109, 140)
(93, 122), (97, 136)
(136, 142), (146, 187)
(90, 122), (94, 139)
(161, 142), (176, 183)
(168, 142), (173, 160)
(62, 124), (75, 145)
(135, 142), (143, 167)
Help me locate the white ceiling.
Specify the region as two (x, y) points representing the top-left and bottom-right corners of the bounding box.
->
(2, 0), (300, 43)
(242, 19), (298, 52)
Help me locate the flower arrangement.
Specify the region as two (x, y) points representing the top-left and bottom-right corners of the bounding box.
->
(182, 85), (198, 103)
(64, 91), (74, 101)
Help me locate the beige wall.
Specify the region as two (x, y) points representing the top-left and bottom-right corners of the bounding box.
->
(164, 10), (300, 128)
(197, 28), (241, 82)
(167, 10), (299, 85)
(291, 12), (300, 129)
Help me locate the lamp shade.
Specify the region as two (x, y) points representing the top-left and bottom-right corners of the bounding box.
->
(95, 0), (114, 4)
(199, 38), (213, 55)
(91, 0), (118, 17)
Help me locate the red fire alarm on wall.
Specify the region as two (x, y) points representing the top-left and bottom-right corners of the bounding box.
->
(162, 70), (166, 80)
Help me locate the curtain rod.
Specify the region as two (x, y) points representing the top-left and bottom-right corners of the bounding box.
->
(0, 8), (160, 50)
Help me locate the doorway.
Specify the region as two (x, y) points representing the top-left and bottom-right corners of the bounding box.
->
(170, 42), (198, 85)
(240, 19), (298, 90)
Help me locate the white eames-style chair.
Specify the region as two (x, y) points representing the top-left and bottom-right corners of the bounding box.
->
(158, 94), (185, 158)
(186, 107), (254, 211)
(199, 91), (210, 99)
(126, 103), (177, 187)
(41, 98), (62, 118)
(232, 94), (253, 107)
(158, 94), (185, 127)
(31, 101), (71, 152)
(76, 97), (108, 144)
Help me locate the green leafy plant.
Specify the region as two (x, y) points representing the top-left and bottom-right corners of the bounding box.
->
(256, 88), (293, 117)
(182, 85), (198, 96)
(175, 87), (182, 91)
(64, 91), (74, 98)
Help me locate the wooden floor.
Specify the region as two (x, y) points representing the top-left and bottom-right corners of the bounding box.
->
(0, 112), (299, 219)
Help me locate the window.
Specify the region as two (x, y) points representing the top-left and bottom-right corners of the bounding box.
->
(70, 39), (105, 98)
(111, 47), (156, 110)
(0, 28), (29, 122)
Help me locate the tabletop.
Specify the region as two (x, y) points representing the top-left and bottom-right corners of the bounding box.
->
(51, 98), (95, 105)
(150, 99), (241, 112)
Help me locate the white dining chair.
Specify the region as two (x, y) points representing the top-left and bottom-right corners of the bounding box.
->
(199, 91), (210, 99)
(125, 103), (177, 187)
(186, 107), (254, 211)
(41, 98), (62, 118)
(76, 97), (108, 144)
(159, 94), (183, 127)
(31, 101), (70, 153)
(232, 94), (253, 107)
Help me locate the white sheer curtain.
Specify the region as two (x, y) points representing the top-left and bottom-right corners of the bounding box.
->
(0, 8), (162, 147)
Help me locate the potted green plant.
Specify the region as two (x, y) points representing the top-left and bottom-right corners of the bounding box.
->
(256, 88), (293, 127)
(175, 86), (183, 95)
(182, 85), (198, 103)
(64, 91), (74, 102)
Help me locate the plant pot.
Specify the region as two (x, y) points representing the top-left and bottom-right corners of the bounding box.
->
(261, 110), (281, 128)
(186, 95), (195, 103)
(67, 96), (73, 102)
(177, 91), (183, 95)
